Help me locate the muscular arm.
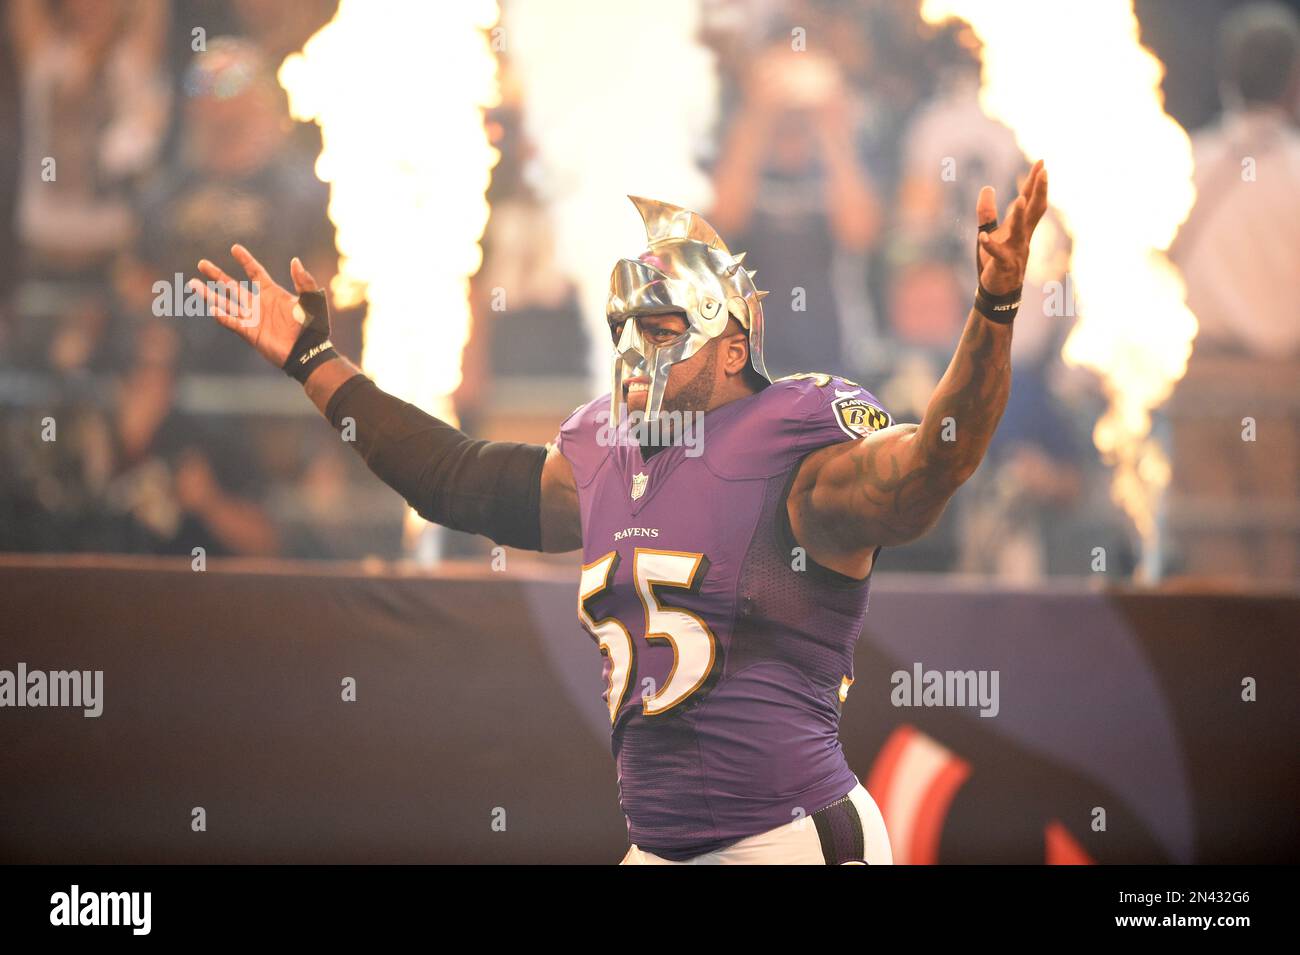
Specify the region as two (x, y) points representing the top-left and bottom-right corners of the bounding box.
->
(790, 161), (1049, 578)
(789, 308), (1012, 577)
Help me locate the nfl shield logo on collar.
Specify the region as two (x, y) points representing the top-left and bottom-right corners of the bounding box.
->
(631, 471), (650, 500)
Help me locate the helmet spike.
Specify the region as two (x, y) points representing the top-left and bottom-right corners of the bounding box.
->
(627, 195), (731, 252)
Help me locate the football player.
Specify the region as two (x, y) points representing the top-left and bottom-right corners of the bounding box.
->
(191, 161), (1048, 863)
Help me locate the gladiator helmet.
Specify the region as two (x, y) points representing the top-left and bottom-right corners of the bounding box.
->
(606, 196), (770, 424)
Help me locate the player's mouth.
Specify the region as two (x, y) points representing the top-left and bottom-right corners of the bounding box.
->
(624, 376), (649, 397)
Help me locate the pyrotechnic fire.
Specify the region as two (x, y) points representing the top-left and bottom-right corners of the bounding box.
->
(503, 0), (718, 384)
(278, 0), (502, 426)
(920, 0), (1198, 574)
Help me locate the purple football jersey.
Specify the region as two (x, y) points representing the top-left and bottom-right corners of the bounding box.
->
(554, 372), (892, 859)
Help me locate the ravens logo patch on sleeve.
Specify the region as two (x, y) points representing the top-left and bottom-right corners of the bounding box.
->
(832, 395), (892, 438)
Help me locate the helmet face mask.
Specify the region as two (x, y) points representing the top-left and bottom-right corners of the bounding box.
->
(607, 196), (770, 425)
(610, 314), (693, 432)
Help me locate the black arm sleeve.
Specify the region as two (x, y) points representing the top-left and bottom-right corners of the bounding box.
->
(325, 374), (548, 551)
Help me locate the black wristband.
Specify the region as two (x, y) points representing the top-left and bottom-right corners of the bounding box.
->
(974, 219), (1020, 324)
(973, 283), (1021, 324)
(283, 289), (338, 383)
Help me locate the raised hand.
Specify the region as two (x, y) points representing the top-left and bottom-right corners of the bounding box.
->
(189, 245), (320, 368)
(976, 160), (1049, 296)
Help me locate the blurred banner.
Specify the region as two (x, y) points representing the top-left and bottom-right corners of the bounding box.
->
(1, 557), (1295, 864)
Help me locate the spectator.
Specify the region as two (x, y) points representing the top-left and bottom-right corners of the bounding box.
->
(1167, 1), (1300, 583)
(9, 0), (170, 270)
(0, 22), (22, 340)
(0, 319), (280, 556)
(955, 356), (1083, 582)
(6, 0), (171, 377)
(710, 38), (883, 379)
(891, 41), (1024, 354)
(1173, 1), (1300, 359)
(125, 37), (333, 374)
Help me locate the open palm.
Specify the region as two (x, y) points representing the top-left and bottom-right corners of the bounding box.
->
(188, 244), (320, 368)
(976, 160), (1049, 296)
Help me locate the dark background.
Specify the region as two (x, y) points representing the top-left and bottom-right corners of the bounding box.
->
(2, 557), (1294, 864)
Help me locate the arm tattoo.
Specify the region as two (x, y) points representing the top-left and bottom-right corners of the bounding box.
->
(804, 308), (1013, 549)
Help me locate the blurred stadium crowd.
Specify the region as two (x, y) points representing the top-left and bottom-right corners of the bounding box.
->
(0, 0), (1296, 583)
